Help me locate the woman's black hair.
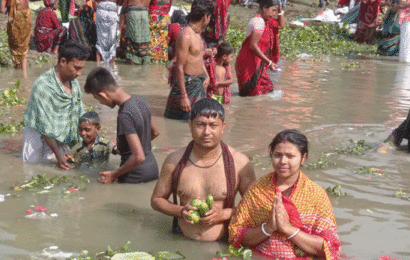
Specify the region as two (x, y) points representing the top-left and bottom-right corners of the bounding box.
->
(216, 42), (235, 58)
(269, 129), (309, 158)
(190, 98), (225, 122)
(186, 0), (215, 23)
(172, 10), (187, 26)
(257, 0), (280, 9)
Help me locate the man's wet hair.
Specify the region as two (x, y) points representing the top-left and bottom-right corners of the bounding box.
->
(190, 98), (225, 122)
(58, 41), (91, 63)
(269, 129), (309, 158)
(79, 111), (100, 126)
(187, 0), (214, 23)
(257, 0), (280, 9)
(84, 67), (119, 94)
(216, 42), (235, 58)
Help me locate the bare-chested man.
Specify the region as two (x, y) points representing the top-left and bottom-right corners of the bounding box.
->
(164, 0), (213, 121)
(120, 0), (151, 64)
(152, 98), (256, 241)
(95, 0), (120, 64)
(1, 0), (31, 74)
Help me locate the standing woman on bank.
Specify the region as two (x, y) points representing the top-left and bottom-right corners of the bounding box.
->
(235, 0), (285, 97)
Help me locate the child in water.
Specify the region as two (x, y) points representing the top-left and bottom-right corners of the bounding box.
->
(206, 42), (235, 104)
(67, 112), (118, 168)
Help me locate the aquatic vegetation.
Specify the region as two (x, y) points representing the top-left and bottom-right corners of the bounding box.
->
(0, 29), (11, 66)
(395, 188), (410, 200)
(226, 27), (246, 53)
(341, 61), (361, 70)
(66, 241), (185, 260)
(0, 80), (26, 107)
(326, 184), (347, 197)
(327, 140), (371, 155)
(226, 23), (378, 60)
(357, 167), (384, 176)
(14, 173), (90, 193)
(303, 158), (337, 170)
(35, 55), (52, 64)
(0, 121), (25, 134)
(280, 23), (378, 60)
(83, 103), (95, 112)
(215, 245), (252, 260)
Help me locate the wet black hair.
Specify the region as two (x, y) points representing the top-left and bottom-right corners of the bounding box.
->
(186, 0), (215, 23)
(84, 67), (118, 94)
(190, 98), (225, 122)
(257, 0), (280, 9)
(58, 41), (91, 63)
(216, 42), (235, 58)
(79, 111), (100, 126)
(172, 10), (187, 26)
(269, 129), (309, 158)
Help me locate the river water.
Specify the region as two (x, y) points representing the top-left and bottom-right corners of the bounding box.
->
(0, 56), (409, 259)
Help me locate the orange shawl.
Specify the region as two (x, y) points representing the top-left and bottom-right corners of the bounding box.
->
(228, 171), (341, 260)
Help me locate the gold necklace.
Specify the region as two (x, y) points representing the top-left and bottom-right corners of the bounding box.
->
(189, 23), (201, 34)
(188, 153), (223, 169)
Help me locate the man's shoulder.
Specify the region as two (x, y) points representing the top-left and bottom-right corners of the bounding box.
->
(226, 145), (250, 167)
(164, 147), (186, 166)
(32, 68), (56, 91)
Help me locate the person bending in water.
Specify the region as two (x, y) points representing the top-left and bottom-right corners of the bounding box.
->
(387, 109), (410, 151)
(151, 98), (256, 241)
(84, 67), (160, 184)
(164, 0), (213, 121)
(22, 42), (90, 169)
(67, 112), (119, 168)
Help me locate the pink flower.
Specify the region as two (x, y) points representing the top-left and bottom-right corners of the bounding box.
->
(68, 189), (77, 193)
(162, 147), (173, 151)
(378, 257), (401, 260)
(35, 206), (47, 212)
(376, 169), (384, 173)
(152, 15), (158, 21)
(26, 209), (32, 214)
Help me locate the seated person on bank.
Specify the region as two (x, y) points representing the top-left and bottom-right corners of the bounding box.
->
(67, 112), (118, 168)
(34, 0), (67, 54)
(84, 67), (160, 184)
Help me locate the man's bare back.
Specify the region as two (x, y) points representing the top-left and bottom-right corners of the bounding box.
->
(176, 26), (206, 77)
(125, 0), (150, 8)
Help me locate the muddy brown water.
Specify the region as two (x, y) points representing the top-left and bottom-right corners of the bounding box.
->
(0, 57), (409, 259)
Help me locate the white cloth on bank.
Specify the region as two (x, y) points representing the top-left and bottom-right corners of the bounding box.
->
(400, 21), (410, 62)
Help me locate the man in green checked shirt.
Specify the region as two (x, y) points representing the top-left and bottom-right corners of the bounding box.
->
(22, 42), (90, 169)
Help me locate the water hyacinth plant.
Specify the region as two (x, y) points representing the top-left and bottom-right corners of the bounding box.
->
(0, 79), (26, 107)
(66, 241), (185, 260)
(226, 23), (378, 61)
(326, 184), (347, 197)
(14, 173), (90, 194)
(0, 121), (25, 134)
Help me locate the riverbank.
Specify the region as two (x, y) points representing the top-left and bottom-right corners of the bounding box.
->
(0, 0), (382, 70)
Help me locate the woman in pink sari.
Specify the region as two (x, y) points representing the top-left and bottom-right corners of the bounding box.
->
(236, 0), (285, 97)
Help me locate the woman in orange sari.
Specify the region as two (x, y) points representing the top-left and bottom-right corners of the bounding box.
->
(229, 129), (341, 259)
(1, 0), (31, 72)
(235, 0), (285, 97)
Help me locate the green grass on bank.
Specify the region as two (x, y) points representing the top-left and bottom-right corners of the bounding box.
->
(226, 22), (379, 60)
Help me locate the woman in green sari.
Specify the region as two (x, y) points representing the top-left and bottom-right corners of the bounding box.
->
(377, 4), (401, 56)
